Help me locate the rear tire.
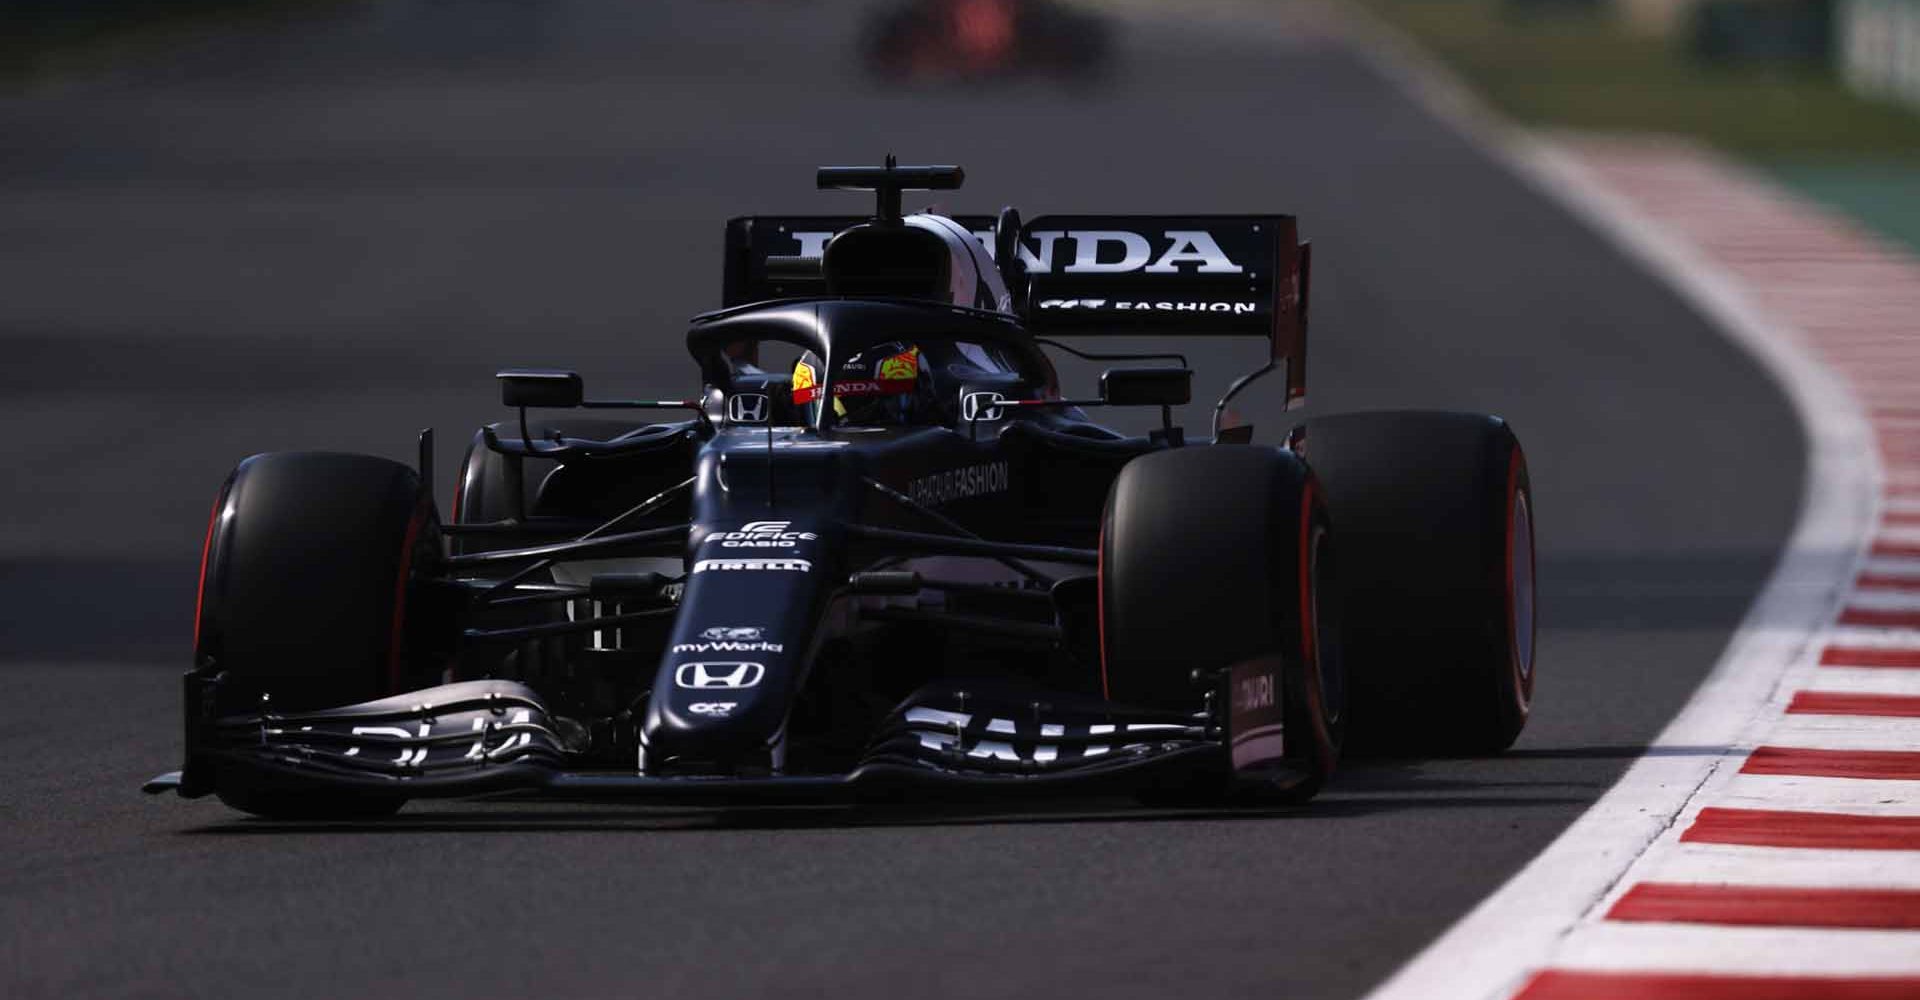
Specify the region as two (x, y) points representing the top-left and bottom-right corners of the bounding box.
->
(1099, 446), (1344, 803)
(195, 451), (443, 818)
(1296, 411), (1535, 754)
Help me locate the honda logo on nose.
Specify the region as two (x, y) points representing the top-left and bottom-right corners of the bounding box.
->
(674, 661), (766, 690)
(727, 393), (769, 424)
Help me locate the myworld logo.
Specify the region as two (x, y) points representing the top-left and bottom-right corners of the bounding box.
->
(674, 625), (784, 655)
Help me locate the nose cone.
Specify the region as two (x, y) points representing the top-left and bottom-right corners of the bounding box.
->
(647, 612), (802, 768)
(642, 521), (838, 772)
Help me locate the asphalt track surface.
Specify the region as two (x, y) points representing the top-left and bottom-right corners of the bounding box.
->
(0, 2), (1804, 997)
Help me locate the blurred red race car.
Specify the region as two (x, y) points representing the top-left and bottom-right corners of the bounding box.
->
(863, 0), (1111, 82)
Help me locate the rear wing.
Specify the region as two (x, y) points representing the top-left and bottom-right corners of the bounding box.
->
(721, 213), (1310, 406)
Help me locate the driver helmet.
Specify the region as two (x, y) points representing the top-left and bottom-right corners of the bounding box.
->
(792, 341), (926, 426)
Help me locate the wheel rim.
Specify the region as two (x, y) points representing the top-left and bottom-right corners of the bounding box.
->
(1510, 489), (1536, 690)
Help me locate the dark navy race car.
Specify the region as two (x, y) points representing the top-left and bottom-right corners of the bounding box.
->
(147, 161), (1536, 818)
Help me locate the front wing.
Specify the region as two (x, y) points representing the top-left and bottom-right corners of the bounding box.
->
(147, 678), (1287, 805)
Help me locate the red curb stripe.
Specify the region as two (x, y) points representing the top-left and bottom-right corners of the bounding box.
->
(1743, 745), (1920, 779)
(1608, 883), (1920, 928)
(1874, 540), (1920, 559)
(1840, 606), (1920, 629)
(1683, 807), (1920, 849)
(1858, 573), (1920, 592)
(1515, 970), (1920, 1000)
(1822, 645), (1920, 668)
(1788, 691), (1920, 717)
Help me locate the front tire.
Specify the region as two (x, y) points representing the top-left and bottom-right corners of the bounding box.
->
(194, 451), (443, 818)
(1099, 446), (1344, 803)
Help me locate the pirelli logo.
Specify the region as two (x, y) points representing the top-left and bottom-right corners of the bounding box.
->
(692, 558), (812, 573)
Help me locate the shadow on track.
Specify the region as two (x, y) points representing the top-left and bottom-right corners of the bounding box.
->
(178, 785), (1612, 836)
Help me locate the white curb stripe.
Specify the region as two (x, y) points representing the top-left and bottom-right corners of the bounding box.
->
(1843, 590), (1920, 613)
(1859, 555), (1920, 577)
(1551, 924), (1920, 975)
(1718, 774), (1920, 815)
(1645, 843), (1920, 889)
(1767, 715), (1920, 751)
(1826, 626), (1920, 648)
(1804, 666), (1920, 695)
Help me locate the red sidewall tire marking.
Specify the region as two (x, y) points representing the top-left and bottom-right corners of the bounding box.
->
(1505, 446), (1534, 707)
(450, 457), (467, 525)
(192, 485), (228, 649)
(1297, 479), (1333, 770)
(1096, 519), (1110, 701)
(387, 503), (428, 695)
(1098, 514), (1113, 702)
(1298, 479), (1316, 673)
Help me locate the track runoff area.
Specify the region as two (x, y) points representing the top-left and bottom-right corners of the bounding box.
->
(1367, 137), (1920, 999)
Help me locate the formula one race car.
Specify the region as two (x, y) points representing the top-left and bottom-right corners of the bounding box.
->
(146, 161), (1536, 818)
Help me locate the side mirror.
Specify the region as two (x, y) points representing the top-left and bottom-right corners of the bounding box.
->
(961, 391), (1007, 422)
(1100, 367), (1192, 407)
(498, 370), (583, 408)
